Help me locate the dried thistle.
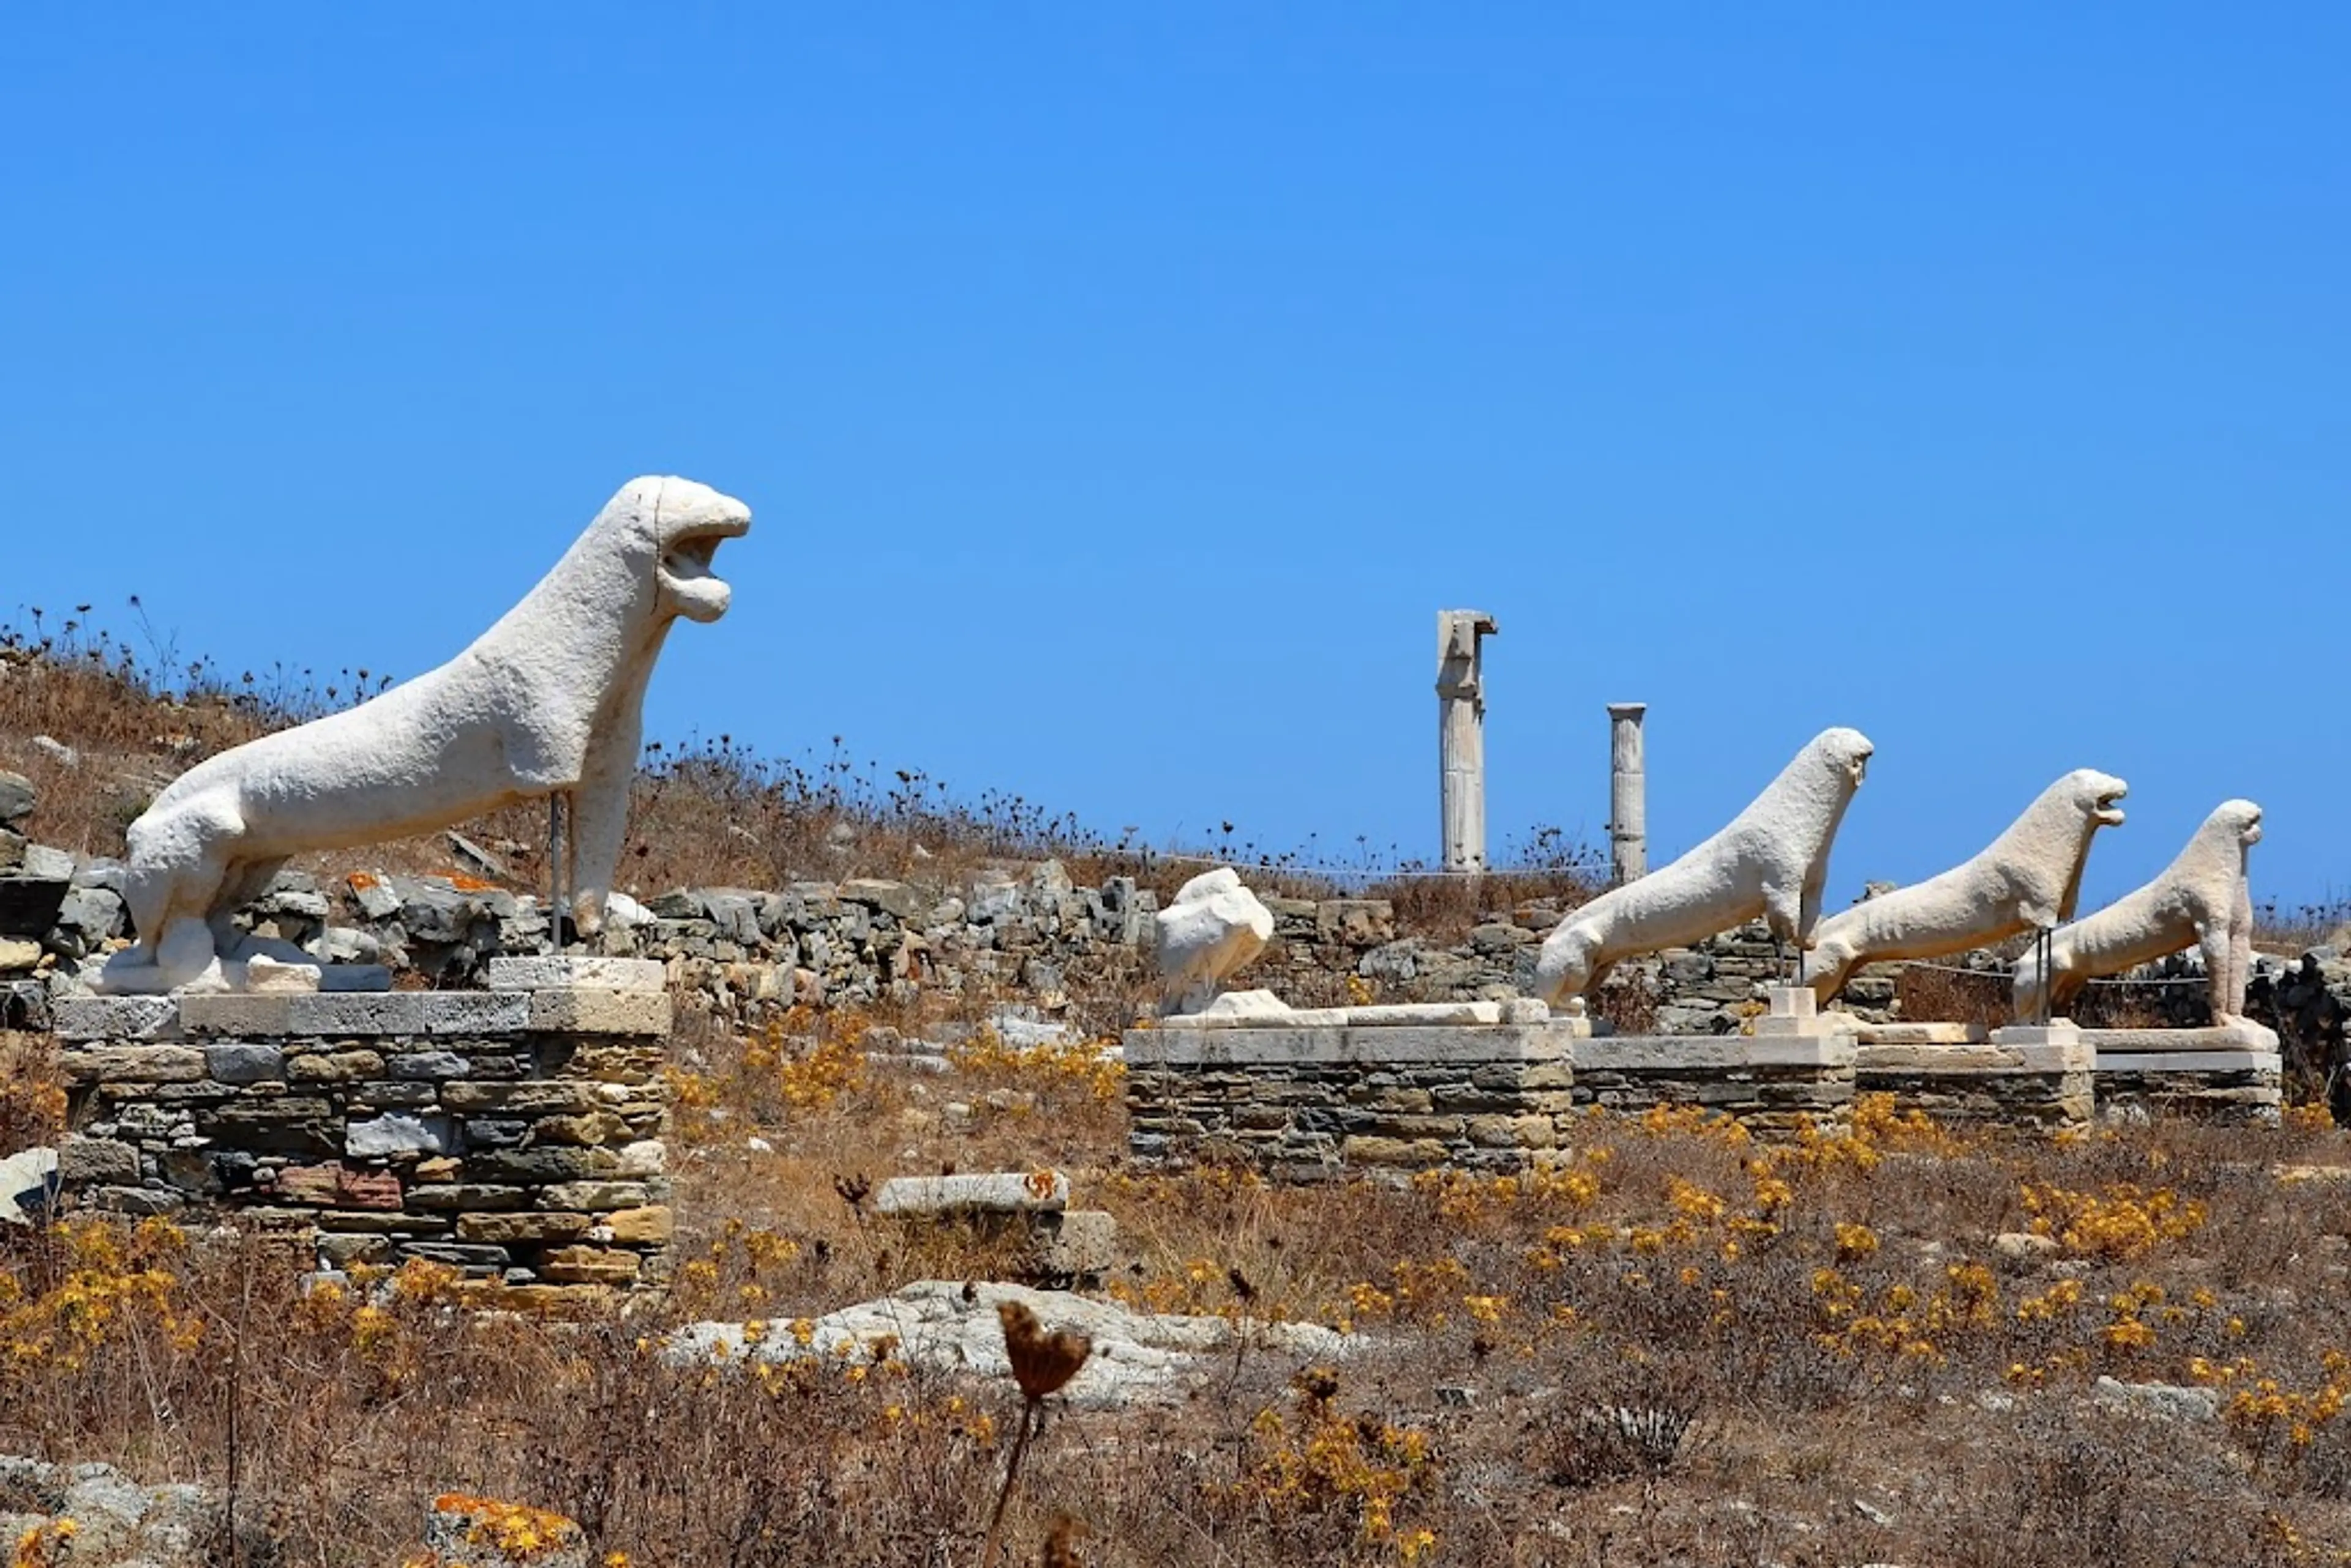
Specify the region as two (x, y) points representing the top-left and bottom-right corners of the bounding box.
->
(997, 1300), (1092, 1401)
(832, 1172), (872, 1212)
(1226, 1266), (1258, 1304)
(1038, 1514), (1086, 1568)
(980, 1302), (1095, 1568)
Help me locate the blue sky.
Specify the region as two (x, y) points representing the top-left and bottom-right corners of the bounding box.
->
(6, 7), (2346, 909)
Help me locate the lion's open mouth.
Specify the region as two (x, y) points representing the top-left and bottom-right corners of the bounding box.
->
(658, 514), (749, 622)
(2094, 787), (2128, 828)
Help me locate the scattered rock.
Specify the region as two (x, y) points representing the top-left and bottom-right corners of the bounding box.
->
(0, 1149), (58, 1225)
(1993, 1231), (2060, 1260)
(667, 1280), (1355, 1409)
(2093, 1375), (2219, 1423)
(446, 831), (508, 880)
(877, 1171), (1069, 1216)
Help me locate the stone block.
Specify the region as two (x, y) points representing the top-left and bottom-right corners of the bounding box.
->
(200, 1100), (339, 1157)
(615, 1140), (667, 1176)
(347, 1113), (455, 1158)
(487, 956), (666, 992)
(539, 1245), (642, 1285)
(1745, 1037), (1858, 1069)
(440, 1081), (600, 1114)
(177, 994), (294, 1037)
(402, 1244), (513, 1273)
(204, 1043), (285, 1085)
(2099, 1051), (2281, 1074)
(407, 1184), (531, 1212)
(524, 988), (672, 1035)
(287, 1049), (385, 1084)
(1339, 1135), (1450, 1168)
(418, 992), (530, 1035)
(51, 995), (179, 1043)
(1021, 1209), (1117, 1280)
(1855, 1021), (1988, 1046)
(877, 1171), (1069, 1216)
(0, 872), (69, 939)
(471, 1148), (621, 1185)
(603, 1205), (673, 1244)
(539, 1179), (649, 1211)
(58, 1046), (205, 1085)
(58, 1136), (139, 1187)
(457, 1211), (594, 1245)
(531, 1112), (630, 1147)
(314, 964), (396, 992)
(285, 991), (426, 1037)
(841, 879), (922, 921)
(317, 1233), (391, 1267)
(351, 1081), (438, 1109)
(386, 1051), (470, 1080)
(1315, 900), (1397, 948)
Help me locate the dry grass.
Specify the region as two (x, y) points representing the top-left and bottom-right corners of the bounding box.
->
(0, 622), (1602, 924)
(10, 1011), (2351, 1564)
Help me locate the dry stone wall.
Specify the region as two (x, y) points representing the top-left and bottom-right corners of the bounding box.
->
(53, 976), (672, 1295)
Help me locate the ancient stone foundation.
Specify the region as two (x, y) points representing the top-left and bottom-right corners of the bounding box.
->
(1125, 1005), (1578, 1179)
(1125, 994), (2290, 1176)
(1853, 1023), (2095, 1130)
(1572, 1033), (1856, 1138)
(53, 958), (672, 1293)
(2087, 1024), (2283, 1125)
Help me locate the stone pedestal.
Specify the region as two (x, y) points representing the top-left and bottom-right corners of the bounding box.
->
(1856, 1019), (2092, 1130)
(2086, 1022), (2283, 1125)
(1575, 1024), (1855, 1139)
(53, 972), (672, 1296)
(1125, 1007), (1575, 1179)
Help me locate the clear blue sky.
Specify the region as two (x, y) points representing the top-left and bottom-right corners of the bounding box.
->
(6, 7), (2346, 910)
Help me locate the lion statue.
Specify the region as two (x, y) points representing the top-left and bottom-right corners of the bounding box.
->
(1531, 727), (1873, 1007)
(2010, 799), (2263, 1024)
(100, 476), (751, 993)
(1800, 768), (2128, 1002)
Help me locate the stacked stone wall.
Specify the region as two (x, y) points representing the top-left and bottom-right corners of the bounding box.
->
(53, 983), (670, 1296)
(1125, 1022), (1577, 1179)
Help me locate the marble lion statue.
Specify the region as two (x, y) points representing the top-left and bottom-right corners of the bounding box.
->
(1531, 727), (1874, 1007)
(1799, 768), (2128, 1002)
(100, 476), (751, 993)
(1154, 866), (1277, 1015)
(2010, 799), (2263, 1024)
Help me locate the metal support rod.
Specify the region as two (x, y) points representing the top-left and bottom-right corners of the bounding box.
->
(547, 793), (569, 955)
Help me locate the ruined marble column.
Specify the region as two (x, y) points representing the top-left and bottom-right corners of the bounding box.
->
(1437, 610), (1498, 871)
(1607, 702), (1648, 885)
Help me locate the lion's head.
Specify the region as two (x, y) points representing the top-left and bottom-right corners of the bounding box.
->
(2212, 798), (2264, 848)
(1813, 727), (1875, 791)
(596, 475), (752, 626)
(2064, 768), (2129, 828)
